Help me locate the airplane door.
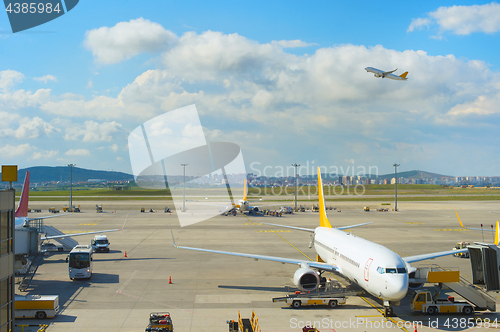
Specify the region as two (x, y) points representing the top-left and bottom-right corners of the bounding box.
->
(364, 258), (373, 281)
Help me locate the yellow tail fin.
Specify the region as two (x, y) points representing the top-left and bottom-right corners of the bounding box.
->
(399, 71), (408, 78)
(318, 167), (332, 228)
(243, 179), (247, 201)
(455, 211), (466, 229)
(495, 221), (499, 245)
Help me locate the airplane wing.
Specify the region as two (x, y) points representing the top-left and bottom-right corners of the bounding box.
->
(456, 211), (495, 231)
(41, 228), (122, 240)
(261, 221), (373, 233)
(41, 214), (128, 241)
(384, 68), (398, 75)
(171, 228), (339, 272)
(403, 249), (468, 264)
(262, 222), (315, 232)
(338, 222), (373, 230)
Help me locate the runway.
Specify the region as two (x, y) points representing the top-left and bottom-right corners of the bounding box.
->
(16, 200), (500, 331)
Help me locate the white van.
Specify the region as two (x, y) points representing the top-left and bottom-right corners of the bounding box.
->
(91, 235), (110, 252)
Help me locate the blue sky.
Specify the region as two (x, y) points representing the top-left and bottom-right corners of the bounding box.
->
(1, 1), (500, 176)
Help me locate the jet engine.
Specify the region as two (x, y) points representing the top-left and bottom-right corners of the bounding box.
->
(293, 267), (320, 291)
(374, 74), (380, 78)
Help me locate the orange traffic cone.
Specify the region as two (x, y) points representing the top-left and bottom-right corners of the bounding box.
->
(414, 324), (417, 332)
(169, 276), (172, 284)
(124, 251), (127, 258)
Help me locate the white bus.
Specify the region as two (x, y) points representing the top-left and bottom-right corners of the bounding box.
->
(66, 245), (93, 279)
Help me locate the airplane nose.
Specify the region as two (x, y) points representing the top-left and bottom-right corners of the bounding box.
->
(386, 274), (408, 301)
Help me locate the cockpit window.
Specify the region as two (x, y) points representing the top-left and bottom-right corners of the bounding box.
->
(385, 267), (407, 274)
(377, 267), (385, 274)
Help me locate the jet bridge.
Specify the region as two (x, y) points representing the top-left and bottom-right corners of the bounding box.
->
(467, 243), (500, 291)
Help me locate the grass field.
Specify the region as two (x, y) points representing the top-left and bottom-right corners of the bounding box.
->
(17, 184), (500, 201)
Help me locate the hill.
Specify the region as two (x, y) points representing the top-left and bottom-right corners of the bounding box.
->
(1, 166), (134, 184)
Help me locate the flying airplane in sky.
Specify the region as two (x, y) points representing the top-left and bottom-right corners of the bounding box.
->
(365, 67), (408, 81)
(15, 171), (123, 241)
(172, 168), (468, 316)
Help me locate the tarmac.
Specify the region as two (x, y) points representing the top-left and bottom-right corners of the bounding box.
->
(14, 200), (500, 332)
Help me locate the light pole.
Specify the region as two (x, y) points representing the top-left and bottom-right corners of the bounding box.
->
(68, 164), (75, 212)
(181, 164), (188, 212)
(291, 163), (300, 211)
(393, 163), (400, 211)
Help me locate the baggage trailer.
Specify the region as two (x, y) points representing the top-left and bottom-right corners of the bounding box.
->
(272, 281), (362, 309)
(274, 293), (347, 308)
(145, 312), (173, 332)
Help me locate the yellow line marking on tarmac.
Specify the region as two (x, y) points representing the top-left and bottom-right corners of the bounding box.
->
(360, 296), (408, 332)
(255, 230), (290, 233)
(434, 229), (470, 232)
(270, 230), (312, 260)
(243, 214), (312, 260)
(79, 223), (97, 226)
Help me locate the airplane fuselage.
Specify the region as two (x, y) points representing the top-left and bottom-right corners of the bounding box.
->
(313, 227), (408, 301)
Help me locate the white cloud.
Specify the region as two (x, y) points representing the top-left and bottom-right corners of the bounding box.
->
(31, 150), (58, 160)
(111, 144), (118, 152)
(0, 143), (31, 158)
(0, 70), (24, 92)
(33, 75), (57, 83)
(65, 148), (90, 156)
(64, 121), (122, 142)
(271, 39), (317, 48)
(409, 3), (500, 35)
(84, 18), (178, 64)
(407, 18), (432, 32)
(14, 117), (58, 139)
(0, 115), (59, 139)
(162, 30), (290, 81)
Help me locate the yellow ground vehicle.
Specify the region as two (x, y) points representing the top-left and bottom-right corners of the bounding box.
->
(410, 291), (473, 315)
(48, 207), (59, 213)
(141, 207), (145, 212)
(363, 207), (370, 211)
(15, 295), (59, 319)
(453, 242), (470, 258)
(145, 312), (173, 331)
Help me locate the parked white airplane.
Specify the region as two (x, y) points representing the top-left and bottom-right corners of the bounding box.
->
(221, 179), (283, 215)
(172, 168), (466, 315)
(15, 171), (123, 241)
(365, 67), (408, 81)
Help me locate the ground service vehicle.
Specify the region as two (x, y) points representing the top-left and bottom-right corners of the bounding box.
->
(15, 295), (59, 319)
(96, 205), (103, 213)
(48, 207), (59, 213)
(411, 291), (474, 315)
(453, 242), (470, 258)
(145, 312), (173, 332)
(40, 242), (64, 252)
(279, 294), (346, 308)
(66, 245), (93, 279)
(91, 235), (110, 253)
(141, 207), (145, 212)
